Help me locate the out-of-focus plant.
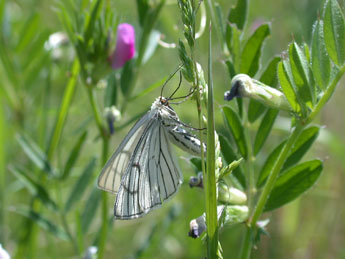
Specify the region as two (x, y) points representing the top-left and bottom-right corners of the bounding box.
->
(2, 0), (345, 258)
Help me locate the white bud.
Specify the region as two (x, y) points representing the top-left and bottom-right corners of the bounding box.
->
(0, 244), (10, 259)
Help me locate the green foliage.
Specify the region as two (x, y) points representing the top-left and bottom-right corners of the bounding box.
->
(323, 0), (345, 66)
(222, 106), (248, 159)
(264, 160), (323, 211)
(253, 108), (279, 155)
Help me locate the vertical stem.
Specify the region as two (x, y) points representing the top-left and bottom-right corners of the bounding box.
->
(239, 123), (304, 258)
(240, 227), (252, 259)
(86, 86), (109, 259)
(243, 112), (255, 211)
(205, 24), (218, 258)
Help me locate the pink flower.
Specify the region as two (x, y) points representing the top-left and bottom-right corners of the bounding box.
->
(109, 23), (136, 69)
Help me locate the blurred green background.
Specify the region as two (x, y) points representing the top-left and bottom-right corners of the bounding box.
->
(1, 0), (345, 258)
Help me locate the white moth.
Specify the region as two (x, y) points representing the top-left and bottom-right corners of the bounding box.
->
(97, 96), (204, 219)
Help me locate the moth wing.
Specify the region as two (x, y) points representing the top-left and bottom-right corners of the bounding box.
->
(115, 123), (182, 219)
(97, 112), (153, 194)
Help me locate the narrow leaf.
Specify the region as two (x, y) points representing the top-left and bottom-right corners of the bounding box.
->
(120, 59), (135, 96)
(222, 106), (248, 159)
(257, 125), (320, 186)
(65, 158), (97, 212)
(312, 20), (331, 89)
(289, 42), (314, 107)
(142, 30), (161, 64)
(227, 0), (248, 30)
(16, 134), (55, 176)
(253, 109), (279, 155)
(81, 187), (101, 234)
(248, 56), (280, 123)
(277, 61), (301, 113)
(104, 72), (118, 107)
(282, 125), (320, 170)
(225, 23), (242, 74)
(240, 24), (271, 77)
(10, 166), (58, 211)
(257, 140), (286, 187)
(323, 0), (345, 66)
(13, 206), (69, 240)
(219, 134), (246, 188)
(264, 160), (323, 211)
(61, 131), (88, 180)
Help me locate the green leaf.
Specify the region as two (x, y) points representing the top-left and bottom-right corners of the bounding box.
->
(65, 158), (97, 212)
(323, 0), (345, 66)
(84, 0), (103, 43)
(81, 186), (101, 234)
(257, 126), (320, 186)
(248, 56), (280, 123)
(264, 160), (323, 212)
(227, 0), (248, 30)
(240, 24), (271, 77)
(277, 60), (301, 113)
(257, 141), (286, 187)
(16, 134), (55, 176)
(13, 206), (69, 240)
(142, 30), (161, 64)
(9, 166), (58, 211)
(225, 59), (236, 78)
(282, 125), (320, 171)
(120, 59), (135, 96)
(104, 72), (118, 107)
(225, 24), (241, 72)
(289, 42), (314, 107)
(312, 20), (331, 89)
(189, 157), (202, 173)
(219, 134), (246, 189)
(15, 14), (41, 52)
(222, 106), (248, 159)
(253, 109), (279, 155)
(47, 60), (80, 160)
(61, 132), (88, 180)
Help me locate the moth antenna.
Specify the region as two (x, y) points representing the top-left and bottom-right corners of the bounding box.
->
(160, 63), (184, 100)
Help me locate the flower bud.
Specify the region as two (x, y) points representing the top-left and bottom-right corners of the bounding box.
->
(109, 23), (136, 69)
(0, 244), (10, 259)
(84, 246), (98, 259)
(222, 205), (249, 225)
(224, 74), (291, 112)
(188, 205), (248, 238)
(189, 172), (203, 188)
(217, 182), (247, 205)
(104, 106), (121, 135)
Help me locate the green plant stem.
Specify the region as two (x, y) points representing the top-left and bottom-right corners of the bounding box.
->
(243, 112), (255, 212)
(86, 86), (109, 259)
(205, 25), (218, 258)
(47, 59), (80, 160)
(240, 227), (252, 259)
(240, 123), (304, 259)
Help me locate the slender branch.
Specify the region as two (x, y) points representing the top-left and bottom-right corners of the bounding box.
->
(240, 123), (304, 259)
(86, 86), (110, 259)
